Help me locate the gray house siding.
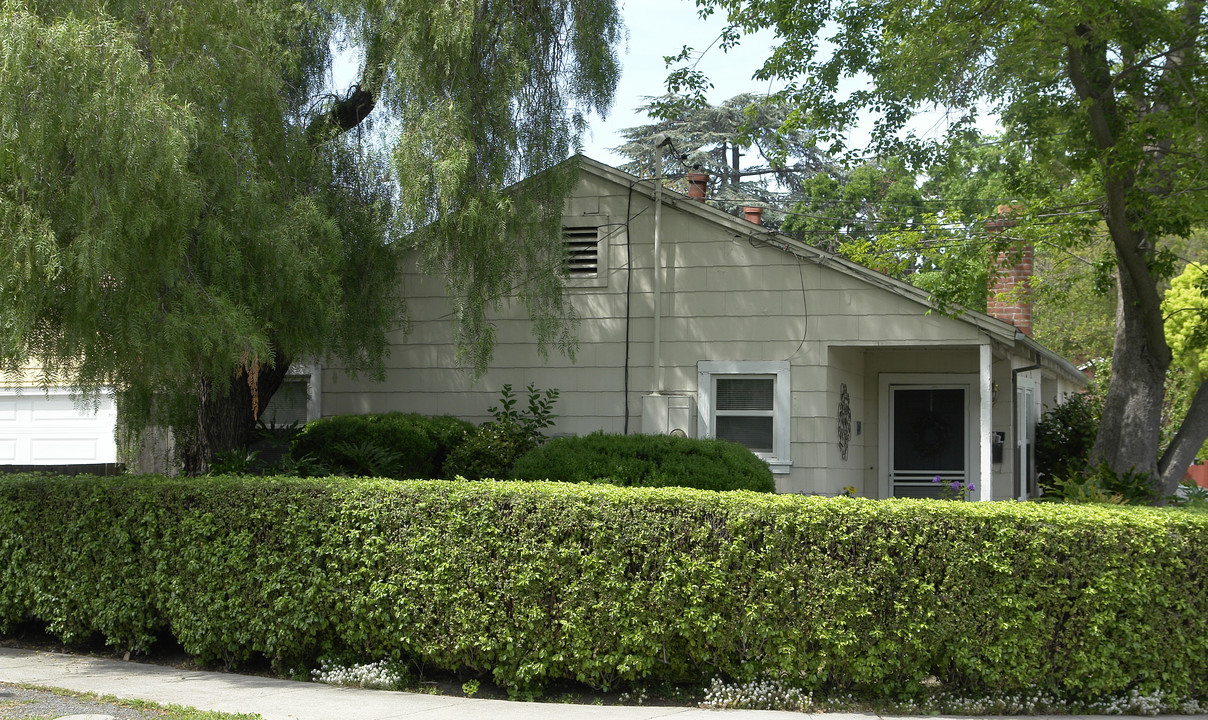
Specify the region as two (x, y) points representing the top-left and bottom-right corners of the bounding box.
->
(322, 157), (1085, 498)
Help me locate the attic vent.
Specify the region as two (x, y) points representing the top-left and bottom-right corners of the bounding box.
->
(563, 226), (600, 277)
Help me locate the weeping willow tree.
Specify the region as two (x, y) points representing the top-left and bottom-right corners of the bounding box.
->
(0, 0), (621, 473)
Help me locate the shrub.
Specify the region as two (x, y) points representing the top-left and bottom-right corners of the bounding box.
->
(441, 423), (530, 480)
(2, 474), (1207, 700)
(411, 415), (479, 473)
(1036, 392), (1100, 494)
(1042, 463), (1157, 505)
(442, 384), (558, 480)
(511, 432), (775, 492)
(290, 413), (473, 479)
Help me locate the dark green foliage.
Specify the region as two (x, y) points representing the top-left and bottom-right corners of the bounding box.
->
(408, 415), (479, 475)
(1036, 393), (1100, 493)
(442, 385), (558, 480)
(1036, 393), (1157, 504)
(290, 414), (473, 479)
(488, 383), (560, 447)
(511, 432), (775, 492)
(440, 424), (531, 481)
(2, 474), (1207, 698)
(1043, 464), (1158, 506)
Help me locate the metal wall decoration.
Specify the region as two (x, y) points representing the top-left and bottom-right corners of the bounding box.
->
(838, 382), (852, 461)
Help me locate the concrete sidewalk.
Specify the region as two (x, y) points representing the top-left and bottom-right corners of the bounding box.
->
(2, 646), (1204, 720)
(0, 647), (839, 719)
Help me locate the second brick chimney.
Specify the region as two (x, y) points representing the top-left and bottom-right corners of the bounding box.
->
(986, 205), (1033, 337)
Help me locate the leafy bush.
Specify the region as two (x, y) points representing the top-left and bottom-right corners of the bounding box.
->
(1041, 463), (1158, 505)
(2, 474), (1207, 700)
(1173, 481), (1208, 513)
(442, 384), (558, 480)
(290, 413), (473, 479)
(511, 432), (775, 492)
(1036, 392), (1100, 494)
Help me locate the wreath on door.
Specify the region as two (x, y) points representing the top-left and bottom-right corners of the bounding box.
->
(910, 410), (951, 459)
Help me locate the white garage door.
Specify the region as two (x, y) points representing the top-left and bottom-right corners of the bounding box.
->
(0, 389), (118, 464)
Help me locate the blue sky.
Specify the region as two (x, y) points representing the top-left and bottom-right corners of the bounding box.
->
(579, 1), (1000, 168)
(578, 1), (782, 165)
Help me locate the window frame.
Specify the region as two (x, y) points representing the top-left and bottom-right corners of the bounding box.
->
(697, 360), (791, 474)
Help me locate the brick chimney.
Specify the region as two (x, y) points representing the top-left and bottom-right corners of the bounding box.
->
(743, 206), (764, 225)
(685, 173), (708, 201)
(986, 205), (1033, 337)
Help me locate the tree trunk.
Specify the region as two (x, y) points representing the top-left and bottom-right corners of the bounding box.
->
(1067, 27), (1179, 497)
(1090, 265), (1168, 483)
(1159, 378), (1208, 495)
(181, 351), (292, 475)
(731, 143), (741, 189)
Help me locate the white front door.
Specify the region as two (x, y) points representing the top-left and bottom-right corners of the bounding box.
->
(889, 385), (968, 498)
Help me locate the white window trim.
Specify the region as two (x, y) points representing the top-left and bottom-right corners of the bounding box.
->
(698, 360), (791, 474)
(562, 215), (610, 289)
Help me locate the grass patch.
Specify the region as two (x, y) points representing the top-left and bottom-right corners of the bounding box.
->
(2, 683), (263, 719)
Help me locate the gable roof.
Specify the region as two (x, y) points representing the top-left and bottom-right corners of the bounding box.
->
(572, 154), (1085, 387)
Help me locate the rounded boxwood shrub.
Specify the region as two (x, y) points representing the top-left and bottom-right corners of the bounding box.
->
(291, 413), (474, 479)
(511, 432), (775, 492)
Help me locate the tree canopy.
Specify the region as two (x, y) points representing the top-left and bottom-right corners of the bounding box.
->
(612, 93), (827, 218)
(1165, 264), (1208, 383)
(0, 0), (621, 472)
(670, 0), (1208, 494)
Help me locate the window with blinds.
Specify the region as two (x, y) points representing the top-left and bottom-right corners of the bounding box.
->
(714, 376), (775, 453)
(698, 360), (791, 474)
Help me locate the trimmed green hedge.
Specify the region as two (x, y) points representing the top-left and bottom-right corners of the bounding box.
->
(511, 433), (775, 492)
(290, 413), (474, 478)
(1, 474), (1207, 699)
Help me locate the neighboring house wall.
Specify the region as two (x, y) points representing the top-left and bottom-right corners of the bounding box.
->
(0, 361), (322, 471)
(323, 158), (1085, 498)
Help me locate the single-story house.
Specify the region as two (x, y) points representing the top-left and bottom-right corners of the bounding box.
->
(322, 156), (1087, 500)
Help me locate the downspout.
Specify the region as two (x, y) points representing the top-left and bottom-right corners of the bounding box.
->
(1012, 349), (1042, 499)
(651, 135), (672, 394)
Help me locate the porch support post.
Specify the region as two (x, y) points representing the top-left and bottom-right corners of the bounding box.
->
(977, 343), (993, 501)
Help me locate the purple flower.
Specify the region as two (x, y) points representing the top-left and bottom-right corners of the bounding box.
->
(950, 481), (960, 491)
(932, 475), (942, 483)
(967, 483), (975, 492)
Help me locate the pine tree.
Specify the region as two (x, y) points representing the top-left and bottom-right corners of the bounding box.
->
(612, 93), (827, 224)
